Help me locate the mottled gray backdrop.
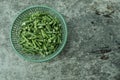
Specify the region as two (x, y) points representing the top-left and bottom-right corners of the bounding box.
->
(0, 0), (120, 80)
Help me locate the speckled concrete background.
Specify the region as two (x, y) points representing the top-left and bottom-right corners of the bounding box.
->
(0, 0), (120, 80)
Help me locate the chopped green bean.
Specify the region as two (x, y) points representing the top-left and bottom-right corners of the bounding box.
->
(18, 12), (62, 57)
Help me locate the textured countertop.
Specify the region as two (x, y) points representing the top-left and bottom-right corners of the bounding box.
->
(0, 0), (120, 80)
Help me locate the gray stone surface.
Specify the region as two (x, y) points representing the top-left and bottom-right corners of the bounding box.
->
(0, 0), (120, 80)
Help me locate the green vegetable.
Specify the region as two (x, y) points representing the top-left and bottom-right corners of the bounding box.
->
(18, 12), (62, 57)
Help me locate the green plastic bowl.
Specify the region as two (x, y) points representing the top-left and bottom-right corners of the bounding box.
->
(10, 5), (67, 62)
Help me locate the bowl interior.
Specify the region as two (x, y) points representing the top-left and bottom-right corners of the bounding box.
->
(11, 6), (67, 62)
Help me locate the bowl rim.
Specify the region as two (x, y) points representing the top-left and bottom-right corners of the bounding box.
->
(10, 5), (67, 62)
